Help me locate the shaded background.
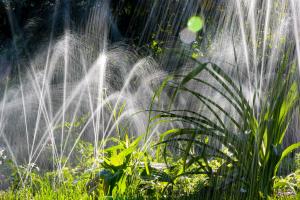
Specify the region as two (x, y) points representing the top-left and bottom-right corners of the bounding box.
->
(0, 0), (222, 65)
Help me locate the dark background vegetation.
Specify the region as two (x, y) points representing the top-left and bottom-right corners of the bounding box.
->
(0, 0), (171, 51)
(0, 0), (222, 56)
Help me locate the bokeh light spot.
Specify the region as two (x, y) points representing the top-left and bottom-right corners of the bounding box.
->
(187, 16), (204, 33)
(180, 28), (197, 44)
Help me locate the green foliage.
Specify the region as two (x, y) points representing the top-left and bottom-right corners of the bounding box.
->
(1, 134), (209, 199)
(151, 57), (300, 199)
(274, 172), (298, 197)
(86, 135), (143, 198)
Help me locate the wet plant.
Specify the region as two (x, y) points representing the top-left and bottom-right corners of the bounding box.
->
(151, 56), (300, 199)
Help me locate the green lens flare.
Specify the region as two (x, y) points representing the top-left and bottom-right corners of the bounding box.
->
(187, 16), (204, 32)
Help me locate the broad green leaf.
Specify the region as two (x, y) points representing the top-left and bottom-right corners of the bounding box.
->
(181, 62), (207, 85)
(274, 142), (300, 175)
(110, 154), (125, 167)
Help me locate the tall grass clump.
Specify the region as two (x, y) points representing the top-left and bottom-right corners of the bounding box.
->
(151, 55), (300, 199)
